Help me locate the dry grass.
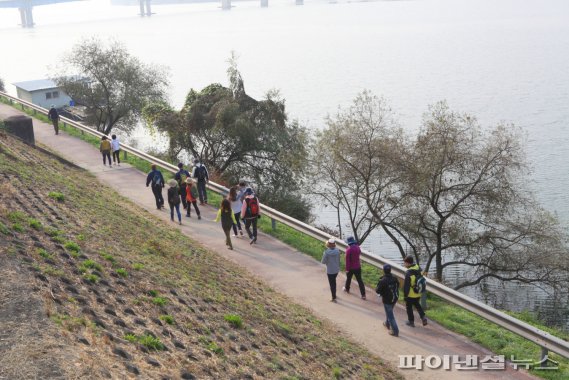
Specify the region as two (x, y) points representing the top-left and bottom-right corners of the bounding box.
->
(0, 134), (401, 379)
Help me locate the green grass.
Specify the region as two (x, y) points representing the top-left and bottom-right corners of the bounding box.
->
(99, 251), (115, 263)
(79, 259), (103, 273)
(159, 315), (175, 325)
(133, 263), (144, 270)
(11, 223), (24, 232)
(83, 273), (99, 283)
(28, 218), (42, 230)
(123, 333), (165, 351)
(0, 221), (9, 235)
(115, 268), (128, 277)
(37, 248), (53, 260)
(48, 191), (65, 202)
(7, 211), (26, 223)
(152, 297), (168, 306)
(224, 314), (243, 328)
(64, 241), (80, 254)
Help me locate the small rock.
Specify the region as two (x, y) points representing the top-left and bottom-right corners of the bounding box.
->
(109, 272), (119, 278)
(59, 277), (72, 285)
(33, 241), (44, 248)
(35, 274), (48, 282)
(181, 372), (195, 380)
(134, 318), (146, 326)
(173, 340), (185, 349)
(137, 344), (149, 353)
(99, 279), (110, 287)
(81, 307), (96, 316)
(44, 259), (56, 266)
(104, 307), (117, 317)
(178, 298), (187, 305)
(92, 319), (106, 329)
(240, 345), (248, 352)
(113, 319), (127, 328)
(146, 357), (161, 367)
(252, 343), (260, 349)
(169, 289), (178, 296)
(151, 318), (163, 326)
(143, 330), (157, 338)
(96, 297), (106, 305)
(59, 252), (71, 260)
(116, 280), (127, 287)
(125, 364), (139, 375)
(187, 352), (199, 361)
(65, 286), (79, 294)
(78, 337), (90, 345)
(112, 347), (131, 360)
(75, 296), (87, 305)
(124, 308), (136, 316)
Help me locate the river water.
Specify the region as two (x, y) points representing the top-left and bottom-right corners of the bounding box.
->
(2, 0), (569, 325)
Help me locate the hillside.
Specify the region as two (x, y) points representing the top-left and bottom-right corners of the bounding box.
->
(0, 131), (401, 379)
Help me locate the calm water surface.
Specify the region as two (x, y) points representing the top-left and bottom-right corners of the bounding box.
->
(2, 0), (569, 324)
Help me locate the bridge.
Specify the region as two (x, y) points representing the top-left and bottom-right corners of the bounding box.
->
(0, 0), (305, 28)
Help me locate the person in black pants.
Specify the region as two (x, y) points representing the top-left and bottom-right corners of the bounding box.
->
(403, 255), (428, 327)
(146, 164), (165, 209)
(342, 236), (366, 300)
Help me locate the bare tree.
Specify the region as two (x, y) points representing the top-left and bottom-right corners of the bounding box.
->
(52, 37), (169, 135)
(316, 92), (569, 291)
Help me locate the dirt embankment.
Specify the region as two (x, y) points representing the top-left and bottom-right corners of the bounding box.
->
(0, 132), (401, 379)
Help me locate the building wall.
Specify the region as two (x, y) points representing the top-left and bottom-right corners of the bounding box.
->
(31, 89), (71, 109)
(16, 88), (33, 103)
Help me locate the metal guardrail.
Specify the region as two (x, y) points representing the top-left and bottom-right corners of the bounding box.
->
(2, 91), (569, 361)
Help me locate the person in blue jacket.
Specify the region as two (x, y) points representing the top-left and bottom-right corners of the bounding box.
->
(146, 164), (165, 210)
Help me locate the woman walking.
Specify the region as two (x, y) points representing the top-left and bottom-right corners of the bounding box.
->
(167, 179), (182, 225)
(321, 238), (341, 302)
(343, 236), (366, 300)
(99, 136), (112, 168)
(185, 178), (201, 220)
(111, 134), (121, 166)
(214, 199), (237, 250)
(228, 186), (244, 237)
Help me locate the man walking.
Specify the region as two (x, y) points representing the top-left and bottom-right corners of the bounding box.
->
(47, 105), (59, 135)
(175, 162), (191, 211)
(376, 264), (400, 337)
(403, 255), (428, 327)
(192, 158), (209, 205)
(343, 236), (366, 300)
(146, 164), (165, 210)
(241, 188), (260, 244)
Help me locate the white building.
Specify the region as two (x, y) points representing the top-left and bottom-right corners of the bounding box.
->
(12, 79), (72, 109)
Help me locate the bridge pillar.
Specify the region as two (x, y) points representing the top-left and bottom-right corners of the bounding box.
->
(145, 0), (151, 16)
(221, 0), (231, 10)
(295, 0), (303, 4)
(18, 1), (34, 28)
(260, 0), (268, 7)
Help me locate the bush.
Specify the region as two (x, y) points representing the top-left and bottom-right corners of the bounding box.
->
(224, 314), (243, 328)
(48, 191), (65, 202)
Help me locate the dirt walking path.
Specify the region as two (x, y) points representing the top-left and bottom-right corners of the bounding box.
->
(0, 104), (538, 380)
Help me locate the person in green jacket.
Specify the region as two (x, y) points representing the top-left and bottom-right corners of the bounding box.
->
(403, 255), (428, 327)
(214, 199), (237, 250)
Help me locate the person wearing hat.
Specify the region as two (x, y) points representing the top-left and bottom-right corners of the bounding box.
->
(403, 255), (427, 327)
(47, 105), (59, 135)
(241, 187), (260, 244)
(146, 164), (165, 209)
(191, 158), (209, 205)
(167, 179), (182, 225)
(343, 236), (366, 300)
(321, 238), (341, 302)
(184, 178), (201, 220)
(375, 264), (400, 337)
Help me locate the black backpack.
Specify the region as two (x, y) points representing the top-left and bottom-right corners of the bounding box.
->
(196, 166), (207, 181)
(376, 275), (399, 304)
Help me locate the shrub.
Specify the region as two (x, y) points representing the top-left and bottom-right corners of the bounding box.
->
(152, 297), (168, 306)
(12, 223), (24, 232)
(83, 273), (99, 283)
(100, 252), (115, 263)
(133, 263), (144, 270)
(224, 314), (243, 329)
(115, 268), (128, 277)
(64, 241), (80, 253)
(28, 218), (42, 230)
(37, 248), (53, 260)
(123, 333), (165, 350)
(159, 315), (174, 325)
(79, 259), (103, 273)
(48, 191), (65, 202)
(7, 211), (26, 223)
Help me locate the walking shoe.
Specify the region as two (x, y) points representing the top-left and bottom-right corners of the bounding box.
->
(198, 215), (201, 220)
(239, 230), (244, 236)
(186, 214), (190, 218)
(361, 295), (366, 300)
(170, 218), (174, 222)
(232, 234), (238, 237)
(179, 221), (182, 225)
(422, 317), (428, 326)
(330, 298), (337, 303)
(250, 237), (255, 245)
(342, 286), (349, 293)
(253, 237), (257, 243)
(382, 321), (390, 330)
(228, 246), (233, 250)
(388, 331), (398, 337)
(405, 321), (415, 327)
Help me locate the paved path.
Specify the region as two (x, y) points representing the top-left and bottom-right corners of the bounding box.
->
(1, 104), (537, 380)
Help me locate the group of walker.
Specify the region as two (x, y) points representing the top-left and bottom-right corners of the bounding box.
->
(322, 237), (428, 338)
(145, 161), (261, 249)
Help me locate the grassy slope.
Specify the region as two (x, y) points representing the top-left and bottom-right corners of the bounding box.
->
(0, 132), (401, 379)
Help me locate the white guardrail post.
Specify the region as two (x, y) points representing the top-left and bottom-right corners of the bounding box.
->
(1, 91), (568, 361)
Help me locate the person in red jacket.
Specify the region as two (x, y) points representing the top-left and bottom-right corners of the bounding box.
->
(342, 236), (366, 300)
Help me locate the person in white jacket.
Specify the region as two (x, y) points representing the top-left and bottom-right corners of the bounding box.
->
(111, 135), (121, 166)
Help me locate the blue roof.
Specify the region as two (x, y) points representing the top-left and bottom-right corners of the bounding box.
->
(12, 79), (59, 92)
